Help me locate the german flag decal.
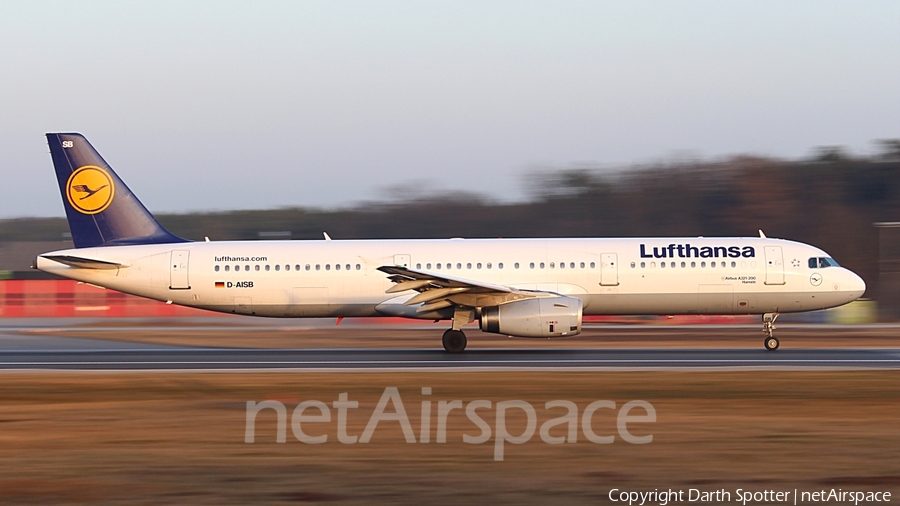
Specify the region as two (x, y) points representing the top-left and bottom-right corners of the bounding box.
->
(215, 281), (225, 288)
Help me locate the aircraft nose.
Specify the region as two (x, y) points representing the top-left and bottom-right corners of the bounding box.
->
(845, 269), (866, 300)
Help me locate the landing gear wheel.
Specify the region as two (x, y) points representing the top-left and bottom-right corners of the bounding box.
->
(764, 336), (780, 351)
(442, 329), (467, 353)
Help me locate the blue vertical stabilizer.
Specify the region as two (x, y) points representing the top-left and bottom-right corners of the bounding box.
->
(46, 133), (188, 248)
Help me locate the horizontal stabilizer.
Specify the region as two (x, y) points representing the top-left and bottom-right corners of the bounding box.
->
(40, 254), (127, 270)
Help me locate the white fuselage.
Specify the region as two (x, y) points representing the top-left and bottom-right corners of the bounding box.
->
(37, 237), (865, 319)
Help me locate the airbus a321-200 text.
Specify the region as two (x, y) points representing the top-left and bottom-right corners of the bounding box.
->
(36, 133), (866, 352)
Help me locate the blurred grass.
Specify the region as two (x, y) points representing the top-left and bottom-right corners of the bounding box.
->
(0, 371), (898, 504)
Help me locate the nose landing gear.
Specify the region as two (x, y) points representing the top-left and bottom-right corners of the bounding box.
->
(762, 312), (780, 350)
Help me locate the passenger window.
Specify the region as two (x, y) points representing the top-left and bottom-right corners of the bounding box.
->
(701, 262), (706, 268)
(255, 265), (260, 271)
(296, 264), (301, 271)
(691, 261), (696, 268)
(540, 262), (545, 269)
(215, 265), (220, 272)
(436, 263), (442, 269)
(457, 263), (462, 269)
(590, 262), (596, 268)
(487, 263), (492, 269)
(416, 263), (421, 269)
(550, 262), (555, 269)
(640, 262), (646, 268)
(265, 265), (270, 271)
(285, 265), (290, 271)
(476, 263), (482, 269)
(356, 264), (361, 270)
(661, 262), (666, 269)
(559, 262), (564, 269)
(630, 262), (636, 268)
(325, 264), (331, 271)
(580, 262), (585, 268)
(467, 263), (472, 269)
(305, 264), (310, 271)
(498, 263), (503, 269)
(315, 265), (320, 271)
(731, 261), (736, 268)
(650, 262), (656, 268)
(530, 262), (535, 269)
(721, 261), (726, 268)
(234, 265), (239, 271)
(711, 262), (716, 268)
(346, 264), (351, 271)
(224, 265), (230, 272)
(275, 265), (281, 271)
(336, 264), (341, 270)
(426, 263), (432, 269)
(570, 262), (575, 269)
(513, 262), (518, 269)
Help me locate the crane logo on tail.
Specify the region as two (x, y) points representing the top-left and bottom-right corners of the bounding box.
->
(66, 166), (115, 215)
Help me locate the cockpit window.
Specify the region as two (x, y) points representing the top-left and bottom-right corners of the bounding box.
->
(809, 257), (840, 268)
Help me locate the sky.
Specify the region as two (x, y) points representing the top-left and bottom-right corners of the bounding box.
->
(1, 1), (899, 218)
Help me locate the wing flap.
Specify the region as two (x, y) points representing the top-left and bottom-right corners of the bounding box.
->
(377, 265), (547, 314)
(417, 299), (454, 313)
(405, 287), (470, 306)
(377, 265), (512, 293)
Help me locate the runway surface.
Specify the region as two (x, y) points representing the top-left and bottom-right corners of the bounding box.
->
(1, 347), (900, 370)
(2, 318), (899, 370)
(0, 343), (900, 371)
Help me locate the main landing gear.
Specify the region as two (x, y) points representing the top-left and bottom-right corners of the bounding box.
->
(442, 329), (467, 353)
(762, 312), (780, 351)
(442, 307), (473, 353)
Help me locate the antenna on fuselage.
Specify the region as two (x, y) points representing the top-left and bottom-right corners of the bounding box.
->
(758, 230), (767, 239)
(323, 232), (332, 241)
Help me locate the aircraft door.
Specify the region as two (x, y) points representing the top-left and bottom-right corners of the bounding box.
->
(764, 246), (785, 285)
(393, 254), (411, 268)
(600, 253), (619, 286)
(169, 250), (190, 289)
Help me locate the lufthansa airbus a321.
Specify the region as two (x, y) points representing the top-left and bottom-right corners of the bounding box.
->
(36, 133), (866, 352)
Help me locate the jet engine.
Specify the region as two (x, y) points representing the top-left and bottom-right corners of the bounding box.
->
(479, 296), (583, 338)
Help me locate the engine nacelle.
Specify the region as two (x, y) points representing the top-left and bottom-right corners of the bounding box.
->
(480, 296), (583, 338)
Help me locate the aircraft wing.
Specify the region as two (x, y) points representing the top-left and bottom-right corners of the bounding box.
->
(377, 265), (543, 313)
